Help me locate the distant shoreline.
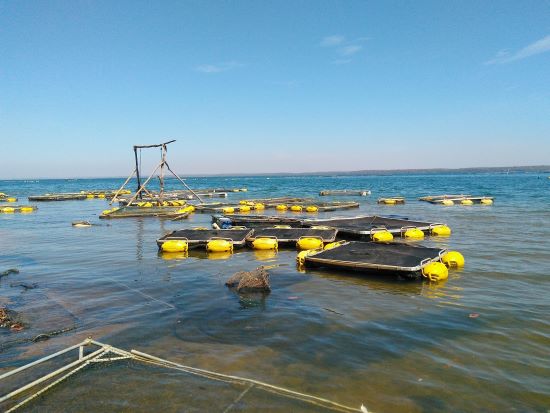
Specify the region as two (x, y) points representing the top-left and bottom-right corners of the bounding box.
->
(1, 165), (549, 180)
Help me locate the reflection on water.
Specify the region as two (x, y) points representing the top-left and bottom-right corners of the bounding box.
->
(1, 174), (550, 412)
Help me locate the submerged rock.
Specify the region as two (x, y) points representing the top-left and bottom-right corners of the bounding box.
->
(0, 268), (19, 278)
(226, 266), (271, 292)
(0, 306), (24, 331)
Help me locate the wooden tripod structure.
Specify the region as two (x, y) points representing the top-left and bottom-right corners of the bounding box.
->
(110, 140), (204, 205)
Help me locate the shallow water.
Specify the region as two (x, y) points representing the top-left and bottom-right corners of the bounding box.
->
(1, 173), (549, 412)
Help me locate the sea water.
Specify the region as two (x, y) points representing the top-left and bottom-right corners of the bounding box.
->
(0, 173), (549, 412)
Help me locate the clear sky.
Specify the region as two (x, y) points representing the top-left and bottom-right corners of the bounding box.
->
(1, 0), (549, 178)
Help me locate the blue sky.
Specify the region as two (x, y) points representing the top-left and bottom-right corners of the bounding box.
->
(1, 0), (549, 178)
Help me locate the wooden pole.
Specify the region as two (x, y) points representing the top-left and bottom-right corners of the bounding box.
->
(124, 161), (163, 206)
(134, 147), (142, 200)
(165, 162), (204, 203)
(110, 168), (136, 205)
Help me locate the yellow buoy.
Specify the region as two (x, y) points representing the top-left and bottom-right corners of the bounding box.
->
(254, 203), (265, 210)
(296, 250), (317, 266)
(422, 262), (449, 282)
(372, 230), (394, 243)
(252, 237), (278, 250)
(273, 225), (292, 228)
(297, 237), (323, 250)
(222, 207), (235, 214)
(441, 251), (465, 268)
(143, 202), (153, 208)
(2, 207), (15, 213)
(442, 199), (454, 206)
(97, 194), (106, 199)
(461, 199), (473, 205)
(161, 240), (188, 253)
(101, 209), (112, 215)
(276, 204), (288, 211)
(403, 228), (424, 240)
(290, 205), (303, 212)
(20, 207), (34, 213)
(7, 197), (17, 202)
(86, 194), (95, 198)
(430, 224), (451, 237)
(324, 241), (345, 250)
(481, 198), (493, 205)
(206, 239), (233, 253)
(382, 198), (396, 205)
(239, 200), (249, 205)
(311, 225), (332, 230)
(239, 205), (251, 213)
(306, 206), (319, 213)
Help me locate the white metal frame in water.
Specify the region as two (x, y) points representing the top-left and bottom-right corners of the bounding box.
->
(0, 338), (367, 413)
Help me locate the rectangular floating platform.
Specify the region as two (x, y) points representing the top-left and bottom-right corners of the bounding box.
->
(29, 190), (125, 201)
(319, 190), (371, 196)
(0, 205), (37, 213)
(246, 227), (338, 245)
(377, 197), (406, 204)
(302, 215), (443, 238)
(157, 228), (253, 249)
(303, 241), (446, 275)
(99, 206), (189, 219)
(28, 193), (88, 201)
(418, 194), (471, 202)
(422, 196), (494, 205)
(213, 214), (304, 228)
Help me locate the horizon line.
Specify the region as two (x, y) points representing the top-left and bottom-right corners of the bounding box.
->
(1, 164), (549, 181)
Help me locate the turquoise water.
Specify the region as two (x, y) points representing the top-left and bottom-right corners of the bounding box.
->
(1, 173), (549, 412)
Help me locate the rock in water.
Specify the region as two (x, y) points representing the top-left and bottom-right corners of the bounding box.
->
(226, 266), (271, 292)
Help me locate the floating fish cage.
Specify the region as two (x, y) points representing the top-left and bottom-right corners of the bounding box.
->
(421, 195), (494, 205)
(319, 190), (371, 196)
(246, 227), (338, 246)
(0, 194), (18, 202)
(302, 215), (449, 239)
(157, 228), (253, 250)
(99, 206), (189, 219)
(28, 193), (89, 201)
(419, 194), (471, 202)
(28, 190), (125, 201)
(377, 197), (406, 205)
(0, 205), (37, 213)
(213, 214), (304, 228)
(300, 241), (446, 277)
(117, 198), (189, 207)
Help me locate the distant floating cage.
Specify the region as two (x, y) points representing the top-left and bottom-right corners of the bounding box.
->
(301, 241), (446, 277)
(246, 227), (338, 246)
(302, 215), (446, 239)
(157, 228), (253, 250)
(418, 194), (471, 202)
(0, 194), (18, 202)
(213, 214), (303, 228)
(319, 189), (371, 196)
(28, 193), (88, 201)
(377, 197), (406, 205)
(118, 198), (188, 207)
(237, 198), (359, 212)
(419, 194), (494, 205)
(0, 204), (37, 213)
(29, 191), (124, 201)
(99, 206), (189, 219)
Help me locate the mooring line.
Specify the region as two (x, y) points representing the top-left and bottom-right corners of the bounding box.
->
(106, 278), (176, 309)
